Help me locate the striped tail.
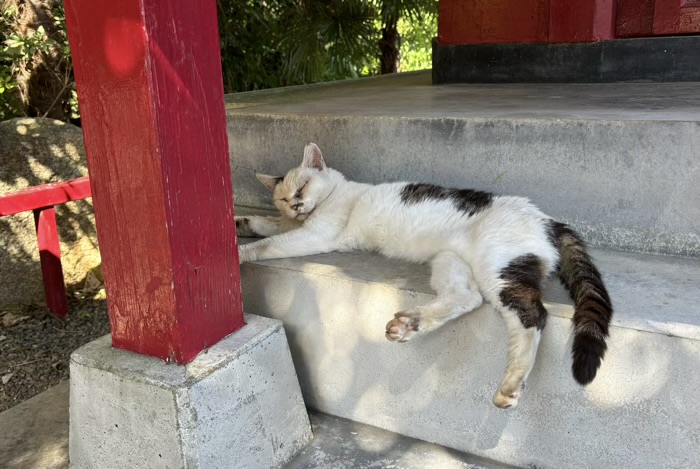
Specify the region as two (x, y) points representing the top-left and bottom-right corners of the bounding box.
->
(548, 221), (613, 385)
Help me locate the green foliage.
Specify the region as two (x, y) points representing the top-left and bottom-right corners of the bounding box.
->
(0, 1), (77, 121)
(217, 0), (379, 92)
(281, 0), (377, 83)
(376, 0), (435, 24)
(397, 8), (437, 72)
(217, 0), (292, 92)
(0, 3), (21, 120)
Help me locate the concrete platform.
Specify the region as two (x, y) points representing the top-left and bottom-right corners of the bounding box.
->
(226, 71), (700, 256)
(69, 314), (311, 469)
(237, 229), (700, 469)
(0, 381), (510, 469)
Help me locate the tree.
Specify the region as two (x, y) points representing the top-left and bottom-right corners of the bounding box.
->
(377, 0), (437, 74)
(281, 0), (377, 83)
(281, 0), (437, 79)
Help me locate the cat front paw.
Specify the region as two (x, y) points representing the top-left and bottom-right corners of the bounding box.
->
(385, 312), (420, 342)
(235, 216), (256, 237)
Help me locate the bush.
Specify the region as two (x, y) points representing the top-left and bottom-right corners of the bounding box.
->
(0, 0), (77, 122)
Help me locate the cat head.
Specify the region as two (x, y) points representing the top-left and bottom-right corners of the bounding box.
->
(255, 143), (334, 221)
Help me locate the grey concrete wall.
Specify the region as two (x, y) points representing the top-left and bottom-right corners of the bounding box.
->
(227, 114), (700, 257)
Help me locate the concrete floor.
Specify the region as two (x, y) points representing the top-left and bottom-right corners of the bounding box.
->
(0, 380), (512, 469)
(226, 70), (700, 121)
(0, 381), (69, 469)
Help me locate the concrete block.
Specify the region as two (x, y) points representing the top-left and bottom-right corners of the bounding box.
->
(238, 238), (700, 469)
(69, 314), (312, 469)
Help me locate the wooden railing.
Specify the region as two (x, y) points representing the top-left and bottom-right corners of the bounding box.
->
(0, 177), (92, 318)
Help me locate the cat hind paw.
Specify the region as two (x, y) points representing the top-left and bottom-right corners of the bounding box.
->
(385, 312), (420, 342)
(492, 383), (524, 409)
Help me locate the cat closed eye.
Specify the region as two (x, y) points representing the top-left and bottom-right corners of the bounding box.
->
(296, 182), (309, 198)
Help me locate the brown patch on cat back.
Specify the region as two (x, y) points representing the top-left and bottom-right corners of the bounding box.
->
(302, 143), (326, 171)
(255, 173), (283, 192)
(400, 183), (493, 216)
(499, 254), (548, 330)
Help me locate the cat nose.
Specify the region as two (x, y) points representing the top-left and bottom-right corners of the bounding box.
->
(292, 202), (303, 210)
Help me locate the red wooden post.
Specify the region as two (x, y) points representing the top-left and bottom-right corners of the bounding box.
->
(616, 0), (655, 37)
(653, 0), (700, 34)
(64, 0), (244, 363)
(438, 0), (550, 45)
(549, 0), (615, 42)
(438, 0), (616, 45)
(34, 207), (69, 318)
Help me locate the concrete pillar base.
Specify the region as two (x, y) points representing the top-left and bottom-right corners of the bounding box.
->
(69, 314), (312, 469)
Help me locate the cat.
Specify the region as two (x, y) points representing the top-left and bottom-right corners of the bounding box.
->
(236, 143), (613, 409)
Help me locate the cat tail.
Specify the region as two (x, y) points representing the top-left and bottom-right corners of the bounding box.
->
(548, 220), (613, 385)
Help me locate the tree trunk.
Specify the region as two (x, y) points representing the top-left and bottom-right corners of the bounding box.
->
(379, 20), (400, 74)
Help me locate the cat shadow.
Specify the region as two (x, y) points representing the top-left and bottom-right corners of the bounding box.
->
(239, 248), (512, 451)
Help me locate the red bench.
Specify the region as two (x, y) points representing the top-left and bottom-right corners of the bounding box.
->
(0, 177), (92, 317)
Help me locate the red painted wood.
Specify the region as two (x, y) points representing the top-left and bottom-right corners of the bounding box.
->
(549, 0), (615, 42)
(616, 0), (655, 37)
(438, 0), (550, 45)
(64, 0), (244, 363)
(34, 207), (68, 318)
(0, 177), (92, 216)
(654, 0), (700, 34)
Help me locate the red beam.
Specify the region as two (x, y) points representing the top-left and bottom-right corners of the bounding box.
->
(0, 177), (91, 216)
(65, 0), (244, 363)
(34, 207), (69, 318)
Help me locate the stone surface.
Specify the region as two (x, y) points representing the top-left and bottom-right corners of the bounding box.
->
(287, 412), (516, 469)
(0, 380), (512, 469)
(0, 380), (69, 469)
(0, 118), (100, 307)
(69, 314), (311, 469)
(237, 231), (700, 469)
(226, 72), (700, 257)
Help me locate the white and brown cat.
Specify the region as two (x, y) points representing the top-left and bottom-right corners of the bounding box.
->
(236, 143), (612, 408)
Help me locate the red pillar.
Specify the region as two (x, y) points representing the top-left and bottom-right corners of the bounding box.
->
(64, 0), (244, 363)
(438, 0), (616, 45)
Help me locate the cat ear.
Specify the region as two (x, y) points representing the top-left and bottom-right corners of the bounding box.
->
(302, 143), (326, 171)
(255, 173), (283, 192)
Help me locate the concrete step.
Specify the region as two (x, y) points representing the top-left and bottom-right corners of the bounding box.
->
(226, 71), (700, 257)
(286, 412), (516, 469)
(237, 216), (700, 469)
